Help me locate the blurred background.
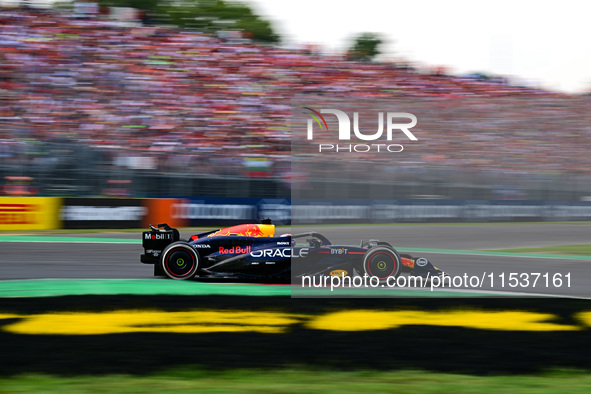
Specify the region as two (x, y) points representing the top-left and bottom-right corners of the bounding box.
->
(2, 4), (591, 387)
(0, 0), (590, 202)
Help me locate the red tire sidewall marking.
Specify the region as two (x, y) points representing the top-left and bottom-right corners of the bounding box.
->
(366, 251), (396, 279)
(164, 246), (196, 278)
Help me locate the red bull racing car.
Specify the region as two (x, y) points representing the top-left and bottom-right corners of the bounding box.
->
(140, 219), (444, 282)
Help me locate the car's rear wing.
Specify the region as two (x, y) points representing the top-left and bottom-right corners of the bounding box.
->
(141, 223), (180, 264)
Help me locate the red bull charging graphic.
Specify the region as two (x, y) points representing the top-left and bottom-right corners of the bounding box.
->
(207, 223), (275, 238)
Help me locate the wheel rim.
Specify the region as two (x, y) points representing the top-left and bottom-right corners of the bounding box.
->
(366, 252), (396, 279)
(165, 248), (196, 278)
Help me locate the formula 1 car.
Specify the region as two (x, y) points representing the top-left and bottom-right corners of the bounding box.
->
(140, 219), (444, 282)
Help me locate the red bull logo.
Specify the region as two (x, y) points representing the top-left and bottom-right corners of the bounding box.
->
(208, 224), (274, 238)
(218, 246), (251, 254)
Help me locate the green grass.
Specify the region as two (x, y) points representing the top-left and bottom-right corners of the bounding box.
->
(491, 244), (591, 256)
(2, 369), (591, 393)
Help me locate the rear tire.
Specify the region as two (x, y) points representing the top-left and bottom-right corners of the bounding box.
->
(160, 242), (199, 280)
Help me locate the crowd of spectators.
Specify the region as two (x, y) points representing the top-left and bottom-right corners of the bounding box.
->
(0, 7), (589, 197)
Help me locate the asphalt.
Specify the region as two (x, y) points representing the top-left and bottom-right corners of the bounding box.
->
(1, 223), (590, 297)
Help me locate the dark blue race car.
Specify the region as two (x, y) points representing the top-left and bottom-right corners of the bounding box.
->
(140, 219), (444, 282)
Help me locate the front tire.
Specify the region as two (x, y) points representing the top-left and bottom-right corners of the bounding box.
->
(362, 247), (401, 280)
(160, 242), (199, 280)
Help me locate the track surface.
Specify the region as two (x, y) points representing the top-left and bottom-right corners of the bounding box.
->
(4, 224), (591, 378)
(1, 224), (590, 297)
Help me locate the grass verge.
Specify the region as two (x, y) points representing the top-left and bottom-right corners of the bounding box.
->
(2, 368), (591, 393)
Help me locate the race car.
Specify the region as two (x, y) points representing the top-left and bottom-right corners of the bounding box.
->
(140, 219), (444, 282)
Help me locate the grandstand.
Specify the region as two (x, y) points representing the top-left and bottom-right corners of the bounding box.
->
(0, 7), (589, 200)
